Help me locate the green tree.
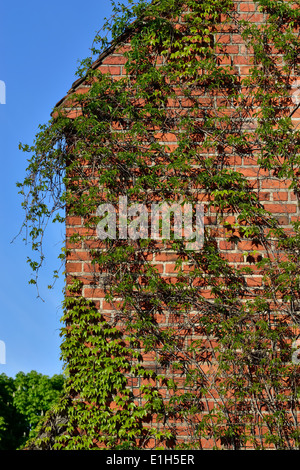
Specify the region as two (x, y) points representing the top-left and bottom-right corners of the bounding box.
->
(0, 373), (26, 450)
(13, 371), (65, 442)
(0, 372), (65, 450)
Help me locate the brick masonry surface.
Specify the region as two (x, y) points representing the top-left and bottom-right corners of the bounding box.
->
(56, 0), (300, 449)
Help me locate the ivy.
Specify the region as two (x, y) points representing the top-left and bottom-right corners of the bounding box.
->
(18, 0), (300, 450)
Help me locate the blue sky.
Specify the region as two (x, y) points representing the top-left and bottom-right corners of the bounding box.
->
(0, 0), (118, 378)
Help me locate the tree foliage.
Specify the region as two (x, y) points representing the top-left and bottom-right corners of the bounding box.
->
(18, 0), (300, 449)
(0, 373), (26, 450)
(0, 371), (65, 449)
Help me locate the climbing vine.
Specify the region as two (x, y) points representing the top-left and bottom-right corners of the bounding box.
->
(19, 0), (299, 450)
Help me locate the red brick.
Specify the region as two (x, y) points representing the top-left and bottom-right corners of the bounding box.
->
(222, 253), (244, 262)
(83, 288), (106, 298)
(219, 240), (236, 250)
(238, 240), (264, 251)
(66, 216), (82, 226)
(65, 262), (82, 273)
(98, 65), (121, 75)
(102, 55), (127, 65)
(261, 179), (291, 189)
(155, 253), (181, 262)
(273, 192), (289, 201)
(239, 2), (256, 12)
(264, 204), (297, 213)
(67, 250), (91, 261)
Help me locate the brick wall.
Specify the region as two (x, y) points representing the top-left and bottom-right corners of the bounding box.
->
(57, 0), (299, 449)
